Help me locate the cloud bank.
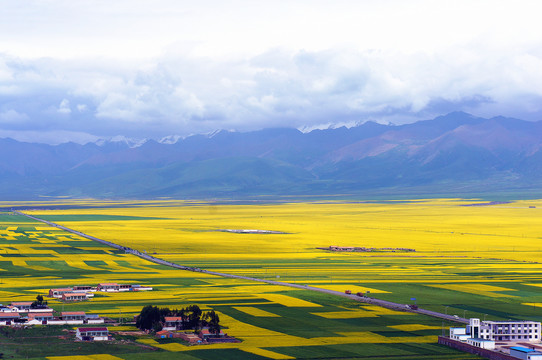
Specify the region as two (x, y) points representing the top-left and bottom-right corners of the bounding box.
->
(0, 1), (542, 143)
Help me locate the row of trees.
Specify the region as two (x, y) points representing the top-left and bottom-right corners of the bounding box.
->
(135, 305), (220, 334)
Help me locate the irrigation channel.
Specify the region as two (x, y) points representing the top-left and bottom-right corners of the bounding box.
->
(14, 210), (468, 325)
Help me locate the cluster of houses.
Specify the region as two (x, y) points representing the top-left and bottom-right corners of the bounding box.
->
(0, 303), (103, 326)
(157, 316), (237, 344)
(446, 318), (542, 359)
(0, 300), (111, 342)
(156, 328), (238, 344)
(318, 245), (416, 252)
(48, 283), (153, 302)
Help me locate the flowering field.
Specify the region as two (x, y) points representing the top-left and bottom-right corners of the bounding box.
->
(4, 198), (542, 358)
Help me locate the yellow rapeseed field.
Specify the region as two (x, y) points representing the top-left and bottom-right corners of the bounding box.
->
(25, 198), (542, 262)
(3, 198), (542, 358)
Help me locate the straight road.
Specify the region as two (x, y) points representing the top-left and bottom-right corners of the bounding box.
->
(14, 210), (468, 325)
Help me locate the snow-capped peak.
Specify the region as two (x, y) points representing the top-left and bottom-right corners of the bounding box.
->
(95, 135), (148, 148)
(159, 135), (182, 144)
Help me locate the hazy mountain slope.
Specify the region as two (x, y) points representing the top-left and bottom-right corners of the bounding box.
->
(0, 112), (541, 198)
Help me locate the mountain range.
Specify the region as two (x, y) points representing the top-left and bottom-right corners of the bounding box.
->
(2, 111), (542, 199)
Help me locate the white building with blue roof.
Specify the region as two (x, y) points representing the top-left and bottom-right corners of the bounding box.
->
(509, 346), (542, 360)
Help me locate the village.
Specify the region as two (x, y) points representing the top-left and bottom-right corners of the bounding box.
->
(0, 283), (150, 341)
(0, 282), (237, 345)
(318, 245), (416, 252)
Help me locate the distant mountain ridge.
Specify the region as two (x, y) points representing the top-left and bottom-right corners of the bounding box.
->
(2, 112), (542, 199)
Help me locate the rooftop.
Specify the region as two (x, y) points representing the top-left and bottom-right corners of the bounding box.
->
(28, 312), (53, 318)
(78, 327), (108, 332)
(61, 311), (86, 315)
(484, 320), (540, 324)
(510, 346), (537, 353)
(0, 313), (20, 318)
(165, 317), (183, 321)
(470, 338), (494, 343)
(200, 329), (224, 335)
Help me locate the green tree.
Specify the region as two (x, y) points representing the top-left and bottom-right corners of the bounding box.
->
(136, 305), (161, 331)
(207, 310), (221, 335)
(187, 305), (202, 331)
(30, 294), (47, 309)
(152, 321), (163, 333)
(179, 308), (188, 329)
(159, 307), (170, 322)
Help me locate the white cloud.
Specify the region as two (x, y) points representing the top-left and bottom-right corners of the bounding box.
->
(0, 109), (29, 123)
(0, 129), (98, 145)
(76, 104), (88, 112)
(1, 1), (541, 60)
(0, 1), (541, 143)
(57, 98), (71, 114)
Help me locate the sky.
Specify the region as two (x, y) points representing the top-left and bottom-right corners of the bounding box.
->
(1, 0), (542, 144)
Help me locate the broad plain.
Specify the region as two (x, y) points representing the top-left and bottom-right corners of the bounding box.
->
(0, 199), (541, 358)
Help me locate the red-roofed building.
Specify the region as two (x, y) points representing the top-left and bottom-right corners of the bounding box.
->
(49, 288), (73, 298)
(177, 332), (202, 343)
(61, 311), (86, 320)
(156, 330), (173, 338)
(27, 312), (54, 324)
(73, 285), (94, 292)
(199, 329), (225, 339)
(76, 327), (110, 341)
(163, 316), (184, 331)
(97, 283), (119, 292)
(0, 312), (20, 325)
(62, 293), (88, 302)
(28, 312), (53, 320)
(9, 301), (33, 310)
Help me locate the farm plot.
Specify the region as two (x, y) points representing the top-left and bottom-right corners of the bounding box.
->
(24, 198), (542, 325)
(0, 211), (475, 359)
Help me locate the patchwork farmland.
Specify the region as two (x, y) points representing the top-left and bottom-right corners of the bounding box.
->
(2, 198), (542, 359)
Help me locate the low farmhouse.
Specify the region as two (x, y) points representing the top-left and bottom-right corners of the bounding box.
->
(163, 316), (183, 331)
(156, 330), (173, 338)
(9, 302), (33, 311)
(129, 284), (153, 291)
(178, 332), (201, 344)
(0, 307), (18, 313)
(61, 311), (86, 321)
(510, 346), (542, 360)
(84, 314), (103, 323)
(49, 283), (152, 299)
(0, 313), (20, 325)
(199, 329), (226, 339)
(76, 327), (110, 341)
(27, 312), (54, 324)
(62, 293), (89, 302)
(28, 312), (54, 321)
(1, 302), (51, 314)
(96, 283), (152, 292)
(97, 283), (120, 292)
(49, 288), (73, 298)
(72, 285), (94, 292)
